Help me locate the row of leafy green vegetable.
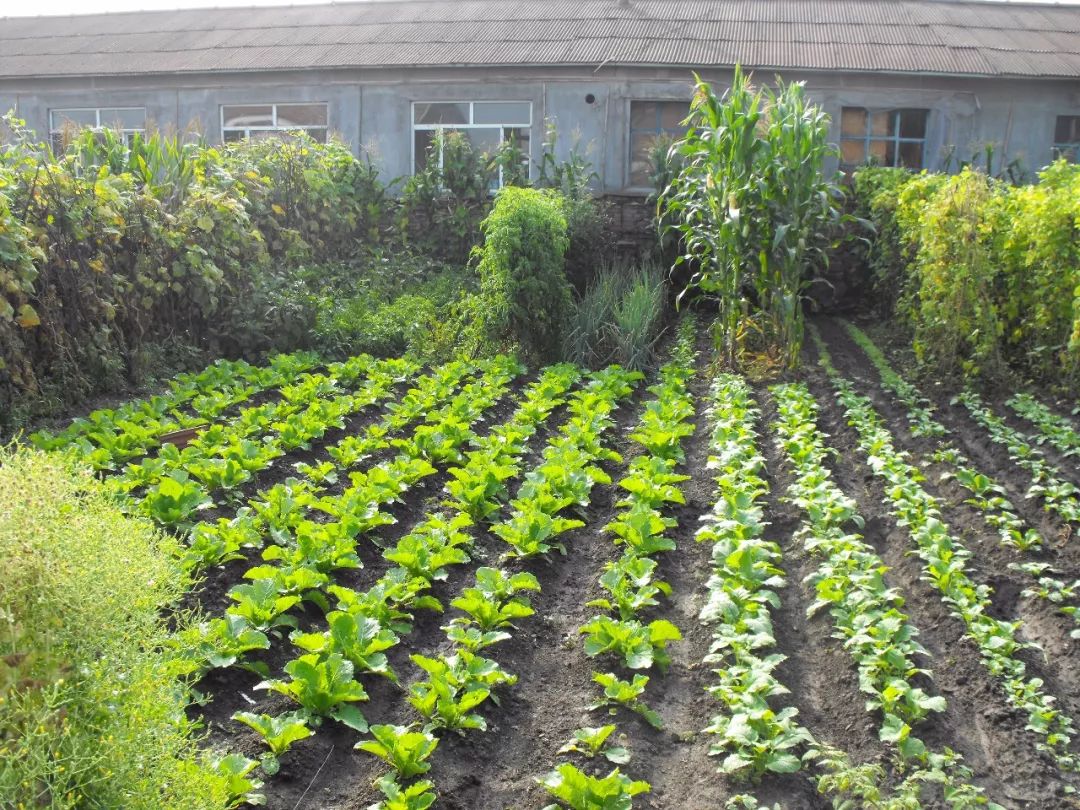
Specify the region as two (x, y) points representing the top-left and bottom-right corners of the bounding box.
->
(541, 316), (699, 809)
(811, 325), (1080, 775)
(771, 380), (993, 806)
(30, 351), (320, 470)
(172, 355), (526, 805)
(841, 322), (1080, 641)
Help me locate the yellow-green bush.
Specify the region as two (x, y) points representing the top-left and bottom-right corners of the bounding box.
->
(0, 447), (236, 809)
(855, 161), (1080, 387)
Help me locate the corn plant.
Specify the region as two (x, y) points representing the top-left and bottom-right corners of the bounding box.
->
(658, 68), (841, 368)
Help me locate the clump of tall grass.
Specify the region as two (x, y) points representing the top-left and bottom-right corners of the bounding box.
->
(658, 66), (843, 369)
(564, 258), (667, 370)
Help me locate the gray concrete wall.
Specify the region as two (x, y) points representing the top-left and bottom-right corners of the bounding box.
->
(2, 65), (1078, 190)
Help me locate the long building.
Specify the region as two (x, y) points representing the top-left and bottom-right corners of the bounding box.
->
(1, 0), (1079, 191)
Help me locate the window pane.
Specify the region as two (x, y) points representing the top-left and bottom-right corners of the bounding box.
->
(473, 101), (530, 126)
(277, 104), (326, 127)
(223, 105), (273, 128)
(840, 107), (866, 137)
(898, 109), (928, 139)
(868, 139), (889, 165)
(465, 127), (501, 156)
(897, 141), (923, 169)
(100, 108), (145, 129)
(630, 101), (659, 130)
(660, 101), (688, 130)
(629, 130), (660, 186)
(840, 138), (866, 165)
(1055, 115), (1080, 144)
(414, 102), (469, 125)
(223, 129), (245, 142)
(414, 129), (435, 172)
(870, 111), (892, 137)
(303, 128), (328, 144)
(51, 108), (97, 129)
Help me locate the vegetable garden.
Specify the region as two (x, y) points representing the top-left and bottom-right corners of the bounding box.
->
(5, 70), (1080, 810)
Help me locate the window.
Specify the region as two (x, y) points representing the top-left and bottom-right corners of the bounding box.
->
(1053, 115), (1080, 162)
(839, 107), (929, 170)
(411, 101), (531, 188)
(628, 101), (689, 187)
(220, 103), (328, 142)
(49, 107), (145, 150)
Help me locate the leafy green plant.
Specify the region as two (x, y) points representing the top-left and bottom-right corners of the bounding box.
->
(227, 578), (302, 632)
(140, 471), (212, 526)
(257, 653), (369, 732)
(471, 186), (572, 362)
(356, 724), (439, 779)
(231, 710), (313, 775)
(408, 650), (516, 733)
(558, 725), (630, 765)
(174, 614), (270, 676)
(589, 554), (671, 620)
(539, 763), (649, 810)
(580, 616), (682, 672)
(367, 772), (437, 810)
(590, 672), (662, 729)
(291, 611), (400, 682)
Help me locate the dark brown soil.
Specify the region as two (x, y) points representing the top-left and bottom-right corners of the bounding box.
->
(159, 319), (1080, 808)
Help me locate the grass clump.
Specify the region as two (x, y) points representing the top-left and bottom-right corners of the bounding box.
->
(0, 447), (240, 809)
(564, 258), (667, 371)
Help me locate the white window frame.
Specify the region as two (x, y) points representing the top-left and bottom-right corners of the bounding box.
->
(626, 99), (690, 189)
(840, 107), (929, 169)
(410, 100), (533, 188)
(49, 106), (146, 146)
(220, 102), (329, 141)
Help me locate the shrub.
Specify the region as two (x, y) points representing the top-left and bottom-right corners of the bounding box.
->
(0, 447), (234, 809)
(854, 159), (1080, 387)
(472, 186), (572, 363)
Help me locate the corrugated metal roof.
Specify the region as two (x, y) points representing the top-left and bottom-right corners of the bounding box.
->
(1, 0), (1080, 80)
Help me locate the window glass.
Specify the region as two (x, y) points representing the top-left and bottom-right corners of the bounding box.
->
(473, 101), (530, 126)
(628, 100), (689, 187)
(839, 107), (929, 170)
(1053, 115), (1080, 161)
(222, 105), (273, 128)
(100, 108), (145, 129)
(414, 102), (469, 126)
(411, 101), (533, 188)
(840, 107), (866, 137)
(51, 109), (98, 128)
(276, 104), (327, 127)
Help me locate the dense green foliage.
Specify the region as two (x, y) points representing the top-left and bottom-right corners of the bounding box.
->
(0, 447), (241, 809)
(854, 161), (1080, 386)
(0, 119), (387, 425)
(472, 186), (573, 363)
(659, 67), (842, 368)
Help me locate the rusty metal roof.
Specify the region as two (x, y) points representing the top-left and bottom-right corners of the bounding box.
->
(2, 0), (1080, 80)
